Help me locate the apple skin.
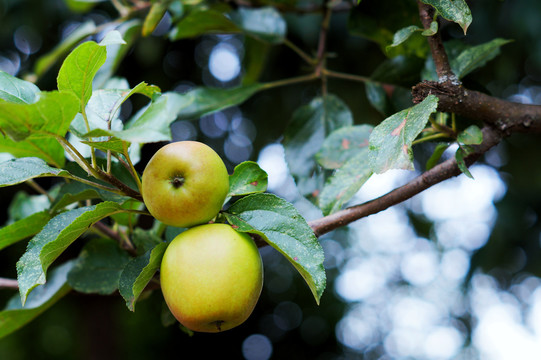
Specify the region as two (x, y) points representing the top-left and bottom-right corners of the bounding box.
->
(141, 141), (229, 228)
(160, 223), (264, 332)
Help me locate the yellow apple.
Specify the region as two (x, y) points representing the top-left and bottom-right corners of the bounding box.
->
(141, 141), (229, 228)
(160, 223), (264, 333)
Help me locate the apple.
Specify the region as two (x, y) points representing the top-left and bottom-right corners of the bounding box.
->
(160, 223), (264, 332)
(141, 141), (229, 228)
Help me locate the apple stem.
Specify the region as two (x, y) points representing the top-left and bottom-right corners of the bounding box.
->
(171, 176), (185, 189)
(213, 320), (224, 331)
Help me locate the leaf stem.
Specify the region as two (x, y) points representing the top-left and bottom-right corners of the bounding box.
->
(323, 69), (372, 84)
(26, 179), (54, 202)
(261, 73), (319, 90)
(122, 142), (143, 194)
(283, 38), (316, 66)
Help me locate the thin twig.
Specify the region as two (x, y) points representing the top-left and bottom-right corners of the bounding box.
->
(0, 277), (19, 289)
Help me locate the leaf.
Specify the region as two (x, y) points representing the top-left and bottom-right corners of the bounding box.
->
(455, 145), (474, 179)
(457, 125), (483, 145)
(8, 191), (51, 223)
(420, 0), (472, 34)
(0, 137), (65, 167)
(452, 38), (512, 79)
(57, 40), (107, 111)
(67, 238), (131, 295)
(0, 90), (79, 142)
(228, 161), (268, 197)
(0, 261), (74, 340)
(316, 125), (373, 169)
(169, 9), (240, 40)
(387, 25), (421, 49)
(177, 84), (263, 120)
(224, 193), (326, 304)
(283, 94), (353, 181)
(119, 242), (168, 311)
(426, 143), (450, 170)
(84, 91), (184, 143)
(365, 81), (393, 116)
(0, 71), (40, 104)
(369, 95), (439, 173)
(422, 21), (439, 36)
(319, 150), (373, 215)
(34, 21), (97, 77)
(0, 211), (51, 251)
(0, 157), (70, 187)
(232, 7), (287, 44)
(143, 2), (169, 36)
(80, 138), (126, 153)
(16, 201), (129, 305)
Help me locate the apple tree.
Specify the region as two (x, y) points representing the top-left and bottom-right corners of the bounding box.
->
(0, 0), (541, 358)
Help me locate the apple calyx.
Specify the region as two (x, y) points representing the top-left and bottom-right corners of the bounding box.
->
(170, 175), (185, 189)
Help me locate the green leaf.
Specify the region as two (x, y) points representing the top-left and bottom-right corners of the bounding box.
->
(284, 94), (353, 182)
(224, 193), (326, 304)
(232, 7), (287, 44)
(422, 21), (439, 36)
(34, 21), (97, 77)
(387, 25), (421, 49)
(455, 145), (474, 179)
(228, 161), (268, 197)
(169, 9), (240, 40)
(143, 2), (169, 36)
(8, 191), (51, 223)
(67, 238), (131, 295)
(0, 71), (40, 104)
(51, 178), (129, 212)
(84, 91), (183, 143)
(177, 84), (263, 120)
(426, 143), (450, 170)
(365, 81), (393, 116)
(316, 125), (373, 169)
(0, 137), (66, 167)
(94, 20), (142, 88)
(57, 40), (107, 111)
(420, 0), (472, 34)
(0, 211), (51, 251)
(16, 201), (129, 305)
(0, 261), (74, 340)
(0, 90), (79, 142)
(452, 38), (512, 79)
(80, 138), (126, 153)
(119, 242), (168, 311)
(457, 125), (483, 145)
(319, 151), (373, 215)
(369, 95), (439, 173)
(0, 157), (70, 187)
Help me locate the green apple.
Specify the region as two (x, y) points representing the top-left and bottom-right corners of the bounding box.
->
(160, 223), (264, 332)
(141, 141), (229, 228)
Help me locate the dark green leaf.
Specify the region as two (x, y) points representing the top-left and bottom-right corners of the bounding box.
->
(232, 7), (287, 44)
(365, 81), (393, 116)
(177, 84), (263, 120)
(0, 91), (79, 142)
(67, 238), (131, 295)
(119, 242), (168, 311)
(369, 95), (438, 173)
(224, 193), (326, 304)
(0, 261), (74, 340)
(228, 161), (268, 197)
(319, 150), (373, 215)
(0, 157), (70, 187)
(456, 145), (474, 179)
(457, 125), (483, 145)
(422, 21), (438, 36)
(16, 201), (129, 305)
(316, 125), (373, 169)
(169, 9), (240, 40)
(426, 143), (450, 170)
(420, 0), (472, 34)
(452, 38), (512, 79)
(283, 94), (353, 181)
(0, 71), (40, 104)
(0, 211), (51, 251)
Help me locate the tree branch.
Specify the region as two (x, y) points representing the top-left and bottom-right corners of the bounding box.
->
(309, 125), (503, 237)
(417, 1), (456, 82)
(0, 277), (19, 289)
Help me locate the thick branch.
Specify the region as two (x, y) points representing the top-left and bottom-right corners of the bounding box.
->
(309, 126), (503, 237)
(412, 81), (541, 134)
(417, 1), (455, 81)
